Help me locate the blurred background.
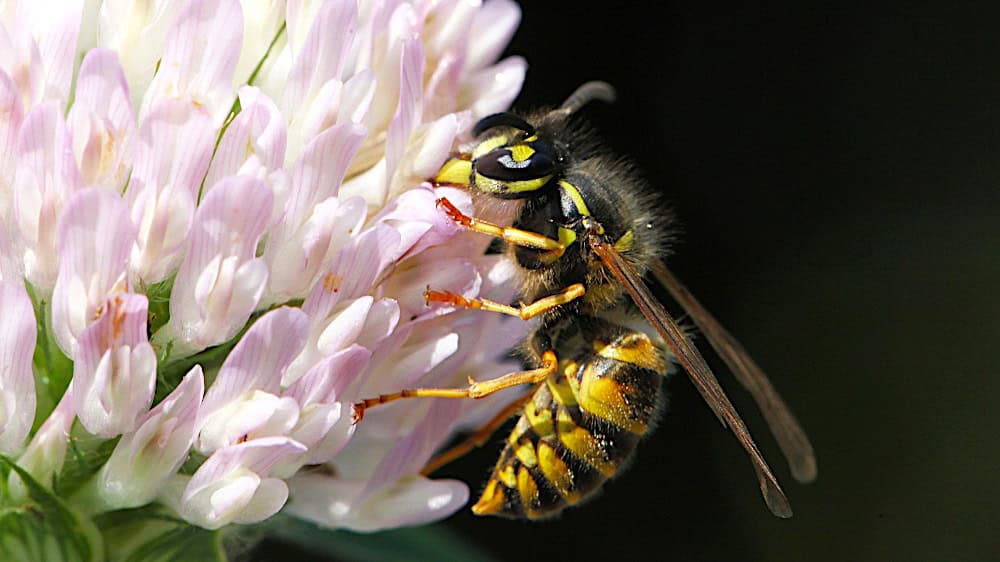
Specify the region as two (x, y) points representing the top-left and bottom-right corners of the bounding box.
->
(255, 3), (999, 560)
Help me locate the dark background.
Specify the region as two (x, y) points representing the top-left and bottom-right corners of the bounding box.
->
(256, 4), (1000, 561)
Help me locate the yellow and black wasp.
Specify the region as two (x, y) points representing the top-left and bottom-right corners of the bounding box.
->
(353, 82), (816, 519)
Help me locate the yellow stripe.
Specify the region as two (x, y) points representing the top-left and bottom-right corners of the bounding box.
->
(498, 465), (517, 488)
(559, 180), (591, 216)
(505, 175), (553, 193)
(537, 441), (580, 504)
(472, 134), (509, 158)
(511, 439), (538, 467)
(558, 227), (577, 248)
(434, 157), (472, 185)
(557, 408), (618, 477)
(613, 229), (634, 252)
(509, 144), (535, 162)
(547, 365), (579, 406)
(593, 334), (666, 372)
(524, 401), (554, 437)
(577, 364), (648, 434)
(472, 480), (505, 515)
(517, 466), (540, 515)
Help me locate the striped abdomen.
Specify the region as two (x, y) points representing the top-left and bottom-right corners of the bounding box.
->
(473, 330), (667, 518)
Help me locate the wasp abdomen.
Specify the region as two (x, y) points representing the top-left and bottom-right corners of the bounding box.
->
(473, 337), (665, 519)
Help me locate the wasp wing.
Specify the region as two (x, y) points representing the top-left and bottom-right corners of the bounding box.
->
(650, 260), (817, 483)
(589, 236), (793, 518)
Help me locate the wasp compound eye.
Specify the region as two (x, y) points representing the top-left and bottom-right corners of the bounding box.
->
(476, 141), (558, 183)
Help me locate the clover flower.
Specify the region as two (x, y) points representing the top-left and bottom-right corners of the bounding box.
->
(0, 0), (527, 554)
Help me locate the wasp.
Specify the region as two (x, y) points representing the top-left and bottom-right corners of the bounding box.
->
(353, 82), (816, 519)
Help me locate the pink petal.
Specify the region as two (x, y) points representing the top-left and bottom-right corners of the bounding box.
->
(284, 345), (372, 404)
(0, 280), (37, 454)
(463, 55), (526, 120)
(283, 0), (358, 114)
(200, 307), (309, 417)
(0, 69), (24, 210)
(51, 187), (135, 358)
(73, 293), (156, 437)
(465, 0), (521, 72)
(186, 436), (306, 494)
(383, 36), (424, 200)
(97, 0), (180, 109)
(361, 399), (464, 496)
(180, 436), (305, 529)
(162, 175), (273, 354)
(99, 366), (204, 508)
(0, 25), (45, 110)
(286, 473), (468, 532)
(67, 48), (135, 191)
(204, 87), (286, 192)
(13, 102), (83, 292)
(128, 99), (215, 283)
(302, 224), (403, 322)
(138, 0), (244, 125)
(16, 0), (84, 104)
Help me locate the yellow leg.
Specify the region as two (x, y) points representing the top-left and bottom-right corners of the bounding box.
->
(352, 351), (558, 423)
(420, 390), (535, 475)
(425, 284), (585, 320)
(436, 197), (565, 256)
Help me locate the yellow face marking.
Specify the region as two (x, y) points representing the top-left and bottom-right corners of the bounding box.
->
(557, 409), (618, 476)
(517, 466), (540, 514)
(509, 143), (535, 162)
(471, 134), (509, 159)
(524, 401), (554, 437)
(472, 480), (505, 515)
(434, 157), (472, 185)
(558, 227), (577, 248)
(537, 441), (580, 504)
(613, 229), (634, 252)
(522, 134), (539, 143)
(473, 173), (553, 194)
(593, 334), (666, 372)
(559, 180), (591, 216)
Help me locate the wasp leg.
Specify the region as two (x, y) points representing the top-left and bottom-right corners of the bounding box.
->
(425, 284), (585, 320)
(436, 197), (565, 257)
(352, 351), (558, 423)
(420, 390), (535, 476)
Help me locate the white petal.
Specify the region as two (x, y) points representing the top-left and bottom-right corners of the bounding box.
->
(286, 473), (468, 532)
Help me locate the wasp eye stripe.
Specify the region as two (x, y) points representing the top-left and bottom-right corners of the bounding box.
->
(473, 112), (536, 136)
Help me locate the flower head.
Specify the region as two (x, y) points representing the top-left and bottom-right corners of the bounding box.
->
(0, 0), (527, 546)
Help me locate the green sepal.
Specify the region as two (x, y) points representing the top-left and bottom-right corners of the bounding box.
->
(95, 505), (225, 562)
(0, 457), (103, 562)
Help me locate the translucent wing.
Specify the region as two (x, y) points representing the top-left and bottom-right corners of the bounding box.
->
(588, 235), (793, 518)
(650, 260), (817, 483)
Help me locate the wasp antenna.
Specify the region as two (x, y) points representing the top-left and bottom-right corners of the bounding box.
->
(556, 81), (617, 116)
